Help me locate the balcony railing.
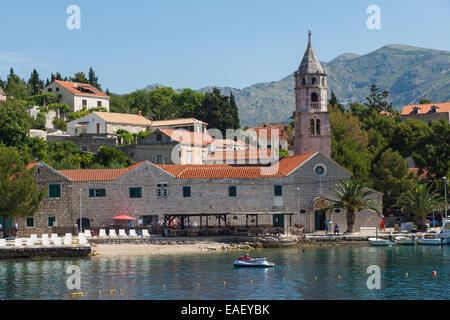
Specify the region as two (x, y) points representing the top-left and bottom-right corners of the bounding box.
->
(311, 102), (319, 109)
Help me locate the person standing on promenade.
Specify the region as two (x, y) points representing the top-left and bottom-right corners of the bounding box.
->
(13, 221), (19, 237)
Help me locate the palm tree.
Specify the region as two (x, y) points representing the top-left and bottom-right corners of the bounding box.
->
(325, 179), (381, 234)
(395, 184), (443, 230)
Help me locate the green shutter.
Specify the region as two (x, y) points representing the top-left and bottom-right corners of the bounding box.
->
(89, 189), (95, 197)
(26, 217), (34, 227)
(49, 184), (61, 198)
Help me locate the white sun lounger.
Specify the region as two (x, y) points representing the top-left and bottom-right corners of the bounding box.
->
(14, 238), (23, 246)
(64, 235), (72, 246)
(84, 230), (92, 238)
(109, 229), (117, 238)
(53, 237), (62, 245)
(129, 229), (137, 237)
(42, 238), (50, 246)
(99, 229), (107, 238)
(26, 238), (35, 246)
(51, 233), (58, 241)
(41, 234), (49, 241)
(142, 229), (150, 238)
(30, 234), (38, 241)
(119, 229), (127, 237)
(0, 239), (6, 247)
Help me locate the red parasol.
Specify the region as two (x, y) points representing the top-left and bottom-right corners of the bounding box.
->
(112, 215), (136, 221)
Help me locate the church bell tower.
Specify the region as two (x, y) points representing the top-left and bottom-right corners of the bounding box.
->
(294, 31), (331, 157)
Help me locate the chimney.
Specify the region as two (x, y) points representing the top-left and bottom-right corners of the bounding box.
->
(53, 75), (57, 81)
(137, 110), (142, 116)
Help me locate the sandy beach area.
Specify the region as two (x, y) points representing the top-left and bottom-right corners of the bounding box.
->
(91, 242), (247, 257)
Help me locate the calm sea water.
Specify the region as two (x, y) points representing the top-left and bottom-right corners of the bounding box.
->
(0, 245), (449, 300)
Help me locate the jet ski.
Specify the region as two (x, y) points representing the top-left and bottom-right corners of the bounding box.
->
(233, 257), (275, 267)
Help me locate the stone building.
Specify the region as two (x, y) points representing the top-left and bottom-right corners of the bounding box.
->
(47, 134), (117, 154)
(16, 151), (382, 237)
(401, 102), (450, 124)
(294, 31), (331, 157)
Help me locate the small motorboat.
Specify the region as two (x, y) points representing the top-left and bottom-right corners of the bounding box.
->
(416, 233), (448, 245)
(395, 236), (416, 245)
(369, 237), (396, 246)
(233, 258), (275, 268)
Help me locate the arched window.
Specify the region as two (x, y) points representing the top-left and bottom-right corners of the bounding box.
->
(312, 77), (316, 85)
(316, 119), (321, 135)
(311, 92), (318, 108)
(302, 78), (306, 85)
(322, 77), (325, 87)
(310, 119), (315, 135)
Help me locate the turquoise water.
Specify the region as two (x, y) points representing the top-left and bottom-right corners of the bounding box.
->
(0, 245), (449, 300)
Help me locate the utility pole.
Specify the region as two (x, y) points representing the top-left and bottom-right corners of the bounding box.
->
(444, 177), (448, 220)
(79, 189), (83, 233)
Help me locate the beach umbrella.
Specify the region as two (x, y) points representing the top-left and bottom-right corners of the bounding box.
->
(112, 215), (136, 221)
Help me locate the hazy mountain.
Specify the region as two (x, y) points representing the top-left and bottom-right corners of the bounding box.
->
(145, 44), (450, 127)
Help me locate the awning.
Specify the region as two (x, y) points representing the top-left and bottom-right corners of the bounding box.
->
(112, 215), (136, 221)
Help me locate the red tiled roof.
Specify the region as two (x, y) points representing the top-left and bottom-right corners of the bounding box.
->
(408, 168), (429, 180)
(58, 161), (145, 181)
(159, 129), (214, 147)
(54, 80), (109, 98)
(27, 162), (40, 170)
(401, 102), (450, 115)
(158, 152), (317, 179)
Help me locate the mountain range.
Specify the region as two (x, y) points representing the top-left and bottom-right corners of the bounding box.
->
(145, 44), (450, 127)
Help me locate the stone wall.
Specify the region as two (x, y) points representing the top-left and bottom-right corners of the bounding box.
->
(47, 135), (117, 154)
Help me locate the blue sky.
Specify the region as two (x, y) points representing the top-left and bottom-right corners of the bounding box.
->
(1, 0), (449, 94)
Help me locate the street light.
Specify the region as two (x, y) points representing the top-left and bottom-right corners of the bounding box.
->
(79, 188), (83, 233)
(296, 187), (300, 226)
(444, 177), (448, 220)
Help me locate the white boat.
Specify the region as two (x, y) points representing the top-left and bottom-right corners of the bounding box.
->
(369, 237), (396, 246)
(233, 258), (275, 268)
(416, 219), (450, 245)
(395, 236), (416, 245)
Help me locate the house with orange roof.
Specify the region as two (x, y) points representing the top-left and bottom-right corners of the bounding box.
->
(14, 151), (382, 237)
(401, 102), (450, 124)
(43, 80), (110, 112)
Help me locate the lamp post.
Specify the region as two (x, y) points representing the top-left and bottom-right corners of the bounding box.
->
(79, 188), (83, 233)
(296, 187), (300, 226)
(444, 177), (448, 220)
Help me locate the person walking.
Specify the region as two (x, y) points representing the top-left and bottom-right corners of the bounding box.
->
(13, 221), (19, 238)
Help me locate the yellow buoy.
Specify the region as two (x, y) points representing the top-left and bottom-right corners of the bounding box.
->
(197, 283), (200, 287)
(119, 289), (123, 293)
(223, 281), (226, 286)
(71, 292), (83, 297)
(338, 275), (341, 280)
(314, 276), (318, 281)
(405, 273), (408, 277)
(250, 279), (253, 284)
(109, 289), (116, 294)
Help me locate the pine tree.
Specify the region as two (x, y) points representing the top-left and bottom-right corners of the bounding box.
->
(88, 67), (101, 89)
(229, 92), (241, 129)
(28, 69), (44, 96)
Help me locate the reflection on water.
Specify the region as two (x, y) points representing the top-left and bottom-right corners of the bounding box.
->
(0, 245), (449, 300)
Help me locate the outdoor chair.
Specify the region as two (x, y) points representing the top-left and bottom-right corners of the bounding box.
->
(119, 229), (127, 237)
(14, 238), (23, 246)
(26, 238), (35, 246)
(99, 229), (107, 238)
(53, 237), (62, 245)
(84, 230), (92, 238)
(42, 238), (50, 246)
(41, 234), (49, 241)
(109, 229), (117, 238)
(142, 229), (150, 238)
(30, 234), (38, 241)
(78, 235), (88, 245)
(0, 239), (6, 247)
(51, 233), (58, 241)
(129, 229), (137, 237)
